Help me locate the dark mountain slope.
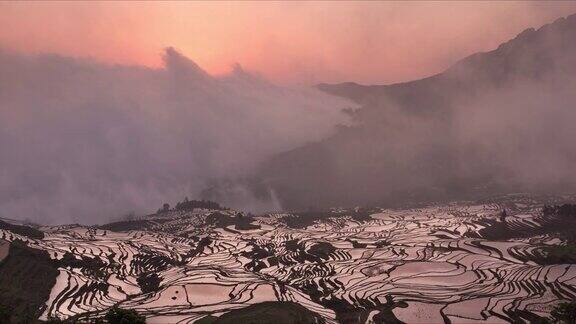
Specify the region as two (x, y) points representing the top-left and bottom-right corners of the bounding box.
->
(209, 301), (325, 324)
(319, 14), (576, 110)
(0, 240), (58, 323)
(257, 13), (576, 210)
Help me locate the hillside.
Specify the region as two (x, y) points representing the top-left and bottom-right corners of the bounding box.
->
(0, 195), (576, 323)
(256, 13), (576, 210)
(319, 14), (576, 113)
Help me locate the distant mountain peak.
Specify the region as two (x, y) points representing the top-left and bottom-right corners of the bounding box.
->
(264, 13), (576, 211)
(163, 46), (210, 80)
(319, 13), (576, 102)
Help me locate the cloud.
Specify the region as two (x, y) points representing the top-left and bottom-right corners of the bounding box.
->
(0, 48), (352, 224)
(258, 15), (576, 209)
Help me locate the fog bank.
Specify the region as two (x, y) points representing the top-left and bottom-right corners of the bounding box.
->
(258, 15), (576, 209)
(0, 48), (351, 224)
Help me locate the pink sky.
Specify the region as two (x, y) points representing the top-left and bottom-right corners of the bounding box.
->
(0, 1), (575, 85)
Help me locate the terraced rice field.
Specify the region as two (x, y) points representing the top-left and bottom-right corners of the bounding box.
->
(1, 195), (575, 323)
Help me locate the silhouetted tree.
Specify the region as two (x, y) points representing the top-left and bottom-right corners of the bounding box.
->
(0, 305), (11, 323)
(174, 198), (222, 211)
(551, 300), (576, 323)
(500, 209), (507, 222)
(106, 307), (146, 324)
(122, 212), (136, 221)
(157, 203), (170, 214)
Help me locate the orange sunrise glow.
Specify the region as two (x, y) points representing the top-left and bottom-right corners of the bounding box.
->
(1, 1), (575, 84)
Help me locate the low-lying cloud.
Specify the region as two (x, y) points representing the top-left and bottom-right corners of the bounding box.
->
(0, 48), (352, 224)
(258, 16), (576, 210)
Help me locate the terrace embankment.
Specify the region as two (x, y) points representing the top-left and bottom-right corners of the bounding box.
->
(1, 195), (576, 323)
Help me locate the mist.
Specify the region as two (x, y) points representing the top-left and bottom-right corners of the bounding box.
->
(259, 15), (576, 209)
(0, 48), (352, 224)
(2, 13), (576, 224)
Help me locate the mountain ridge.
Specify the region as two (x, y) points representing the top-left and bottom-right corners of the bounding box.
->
(254, 12), (576, 210)
(318, 13), (576, 105)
